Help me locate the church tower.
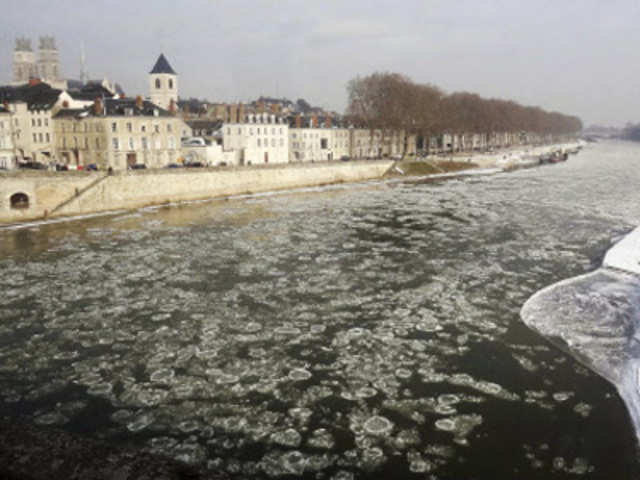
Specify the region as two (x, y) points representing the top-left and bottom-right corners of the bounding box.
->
(149, 54), (178, 111)
(37, 36), (64, 86)
(12, 38), (37, 84)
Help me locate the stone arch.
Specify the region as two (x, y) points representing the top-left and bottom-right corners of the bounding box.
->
(10, 192), (29, 209)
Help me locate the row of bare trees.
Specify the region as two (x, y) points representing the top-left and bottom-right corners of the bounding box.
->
(346, 72), (582, 141)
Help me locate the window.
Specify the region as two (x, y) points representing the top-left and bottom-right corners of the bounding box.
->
(112, 138), (120, 150)
(250, 128), (253, 135)
(257, 127), (260, 134)
(129, 137), (135, 150)
(126, 123), (132, 133)
(292, 133), (296, 139)
(73, 123), (77, 132)
(272, 128), (275, 135)
(141, 125), (146, 133)
(155, 137), (161, 149)
(62, 137), (66, 148)
(271, 138), (275, 147)
(84, 123), (88, 132)
(280, 138), (284, 147)
(154, 124), (160, 133)
(238, 128), (241, 134)
(45, 119), (48, 127)
(155, 78), (161, 89)
(141, 137), (148, 150)
(74, 137), (78, 148)
(280, 128), (283, 134)
(96, 138), (100, 149)
(33, 133), (37, 142)
(84, 138), (88, 149)
(167, 124), (172, 133)
(37, 118), (42, 127)
(45, 133), (50, 143)
(111, 122), (117, 133)
(169, 79), (173, 89)
(257, 138), (261, 147)
(227, 127), (231, 135)
(31, 118), (35, 127)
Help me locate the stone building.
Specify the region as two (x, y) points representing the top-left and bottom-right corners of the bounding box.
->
(0, 105), (16, 170)
(149, 54), (178, 111)
(223, 112), (289, 165)
(54, 97), (191, 170)
(288, 115), (350, 162)
(0, 81), (66, 164)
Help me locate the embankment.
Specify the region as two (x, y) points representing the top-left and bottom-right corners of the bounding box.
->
(0, 160), (393, 225)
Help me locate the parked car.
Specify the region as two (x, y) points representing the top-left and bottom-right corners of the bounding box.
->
(128, 164), (147, 170)
(185, 162), (204, 168)
(166, 163), (183, 168)
(87, 164), (99, 171)
(55, 164), (69, 171)
(19, 161), (48, 170)
(340, 155), (350, 162)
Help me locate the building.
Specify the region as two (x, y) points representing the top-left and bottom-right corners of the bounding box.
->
(12, 36), (66, 89)
(0, 80), (67, 164)
(288, 114), (350, 162)
(223, 112), (289, 165)
(54, 96), (191, 170)
(149, 54), (178, 111)
(0, 105), (16, 169)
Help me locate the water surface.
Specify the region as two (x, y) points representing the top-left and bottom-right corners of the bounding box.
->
(1, 141), (639, 479)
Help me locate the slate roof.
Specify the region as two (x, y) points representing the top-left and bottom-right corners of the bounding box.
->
(150, 54), (176, 75)
(53, 97), (173, 119)
(0, 82), (61, 110)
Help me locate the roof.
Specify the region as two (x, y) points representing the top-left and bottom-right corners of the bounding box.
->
(185, 119), (223, 130)
(0, 82), (61, 110)
(53, 97), (173, 119)
(150, 54), (176, 75)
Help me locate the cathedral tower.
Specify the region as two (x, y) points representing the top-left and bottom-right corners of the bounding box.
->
(149, 53), (178, 111)
(12, 38), (37, 84)
(37, 36), (63, 86)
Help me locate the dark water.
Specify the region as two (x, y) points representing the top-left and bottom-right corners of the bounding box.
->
(1, 141), (639, 479)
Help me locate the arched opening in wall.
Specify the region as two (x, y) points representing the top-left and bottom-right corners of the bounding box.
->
(155, 78), (161, 89)
(10, 192), (30, 209)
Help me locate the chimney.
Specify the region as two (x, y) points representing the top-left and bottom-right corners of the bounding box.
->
(29, 78), (41, 87)
(270, 103), (279, 114)
(229, 104), (238, 123)
(325, 115), (331, 128)
(257, 100), (265, 113)
(312, 114), (318, 128)
(296, 114), (301, 129)
(135, 95), (143, 109)
(62, 100), (69, 108)
(93, 97), (103, 116)
(239, 103), (245, 123)
(169, 98), (176, 115)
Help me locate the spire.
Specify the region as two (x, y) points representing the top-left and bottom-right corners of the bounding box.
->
(80, 42), (89, 85)
(150, 53), (176, 75)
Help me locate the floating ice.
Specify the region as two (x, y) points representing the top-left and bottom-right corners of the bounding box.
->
(363, 416), (394, 436)
(270, 428), (302, 447)
(288, 368), (312, 381)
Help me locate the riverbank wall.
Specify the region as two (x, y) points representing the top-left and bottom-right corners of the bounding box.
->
(0, 160), (394, 224)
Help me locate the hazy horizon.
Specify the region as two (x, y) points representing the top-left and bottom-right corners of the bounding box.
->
(1, 0), (638, 127)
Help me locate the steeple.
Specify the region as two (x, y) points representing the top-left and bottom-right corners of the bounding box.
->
(149, 53), (178, 111)
(150, 53), (176, 75)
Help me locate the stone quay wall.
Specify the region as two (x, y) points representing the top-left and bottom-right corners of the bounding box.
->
(0, 160), (394, 224)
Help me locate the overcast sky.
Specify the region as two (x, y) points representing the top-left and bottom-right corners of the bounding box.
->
(1, 0), (639, 127)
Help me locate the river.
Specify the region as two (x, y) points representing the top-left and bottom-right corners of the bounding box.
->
(0, 141), (639, 479)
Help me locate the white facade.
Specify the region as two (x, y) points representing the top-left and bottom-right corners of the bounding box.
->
(289, 128), (350, 162)
(6, 102), (56, 164)
(0, 110), (16, 170)
(149, 73), (178, 111)
(223, 113), (289, 165)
